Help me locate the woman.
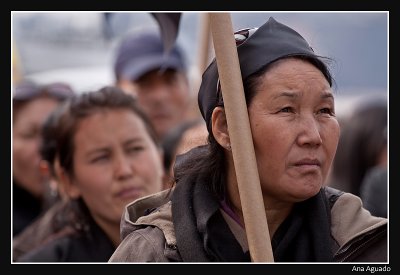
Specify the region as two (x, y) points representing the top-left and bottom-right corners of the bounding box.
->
(13, 80), (74, 236)
(109, 17), (387, 262)
(13, 107), (66, 261)
(18, 86), (165, 262)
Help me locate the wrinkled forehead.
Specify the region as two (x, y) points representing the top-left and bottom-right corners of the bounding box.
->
(198, 17), (329, 133)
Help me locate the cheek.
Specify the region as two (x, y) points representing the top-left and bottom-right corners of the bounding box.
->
(323, 122), (340, 161)
(138, 153), (163, 191)
(255, 136), (290, 175)
(251, 112), (300, 168)
(251, 120), (292, 170)
(73, 165), (111, 196)
(251, 118), (292, 153)
(136, 96), (152, 111)
(174, 85), (189, 103)
(13, 138), (39, 166)
(13, 140), (26, 163)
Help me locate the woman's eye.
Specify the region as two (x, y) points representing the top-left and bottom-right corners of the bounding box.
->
(280, 107), (293, 113)
(92, 155), (109, 163)
(319, 108), (335, 115)
(127, 146), (144, 153)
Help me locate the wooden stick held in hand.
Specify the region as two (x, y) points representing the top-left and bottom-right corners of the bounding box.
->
(209, 12), (274, 262)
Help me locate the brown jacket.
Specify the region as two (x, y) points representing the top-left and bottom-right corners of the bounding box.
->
(109, 187), (387, 262)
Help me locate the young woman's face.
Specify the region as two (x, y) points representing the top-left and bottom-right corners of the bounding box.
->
(68, 109), (164, 225)
(248, 58), (340, 203)
(13, 97), (60, 198)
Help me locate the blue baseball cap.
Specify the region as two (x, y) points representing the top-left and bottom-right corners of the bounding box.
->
(114, 31), (187, 81)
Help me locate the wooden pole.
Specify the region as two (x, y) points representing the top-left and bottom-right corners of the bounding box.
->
(197, 13), (212, 75)
(209, 12), (274, 262)
(190, 13), (212, 115)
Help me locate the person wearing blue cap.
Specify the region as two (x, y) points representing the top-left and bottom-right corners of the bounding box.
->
(109, 17), (387, 262)
(113, 30), (192, 142)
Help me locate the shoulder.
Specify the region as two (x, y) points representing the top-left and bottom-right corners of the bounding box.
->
(325, 187), (387, 260)
(110, 201), (180, 262)
(109, 226), (177, 262)
(135, 201), (176, 244)
(323, 187), (387, 262)
(121, 189), (173, 238)
(17, 227), (115, 262)
(13, 201), (68, 260)
(17, 234), (74, 262)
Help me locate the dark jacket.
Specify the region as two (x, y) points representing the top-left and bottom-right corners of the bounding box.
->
(109, 174), (387, 262)
(13, 200), (71, 261)
(17, 201), (116, 262)
(13, 182), (43, 237)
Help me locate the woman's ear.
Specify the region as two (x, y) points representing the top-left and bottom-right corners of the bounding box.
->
(59, 168), (81, 200)
(211, 107), (231, 150)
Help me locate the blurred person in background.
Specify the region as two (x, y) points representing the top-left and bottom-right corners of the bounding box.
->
(160, 118), (207, 188)
(327, 96), (387, 201)
(13, 106), (69, 261)
(113, 30), (195, 142)
(12, 80), (75, 237)
(17, 86), (165, 262)
(359, 125), (387, 218)
(174, 118), (209, 157)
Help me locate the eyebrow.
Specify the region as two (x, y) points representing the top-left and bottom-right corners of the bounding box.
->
(85, 138), (144, 157)
(86, 147), (109, 158)
(272, 91), (298, 100)
(272, 91), (334, 100)
(321, 92), (335, 100)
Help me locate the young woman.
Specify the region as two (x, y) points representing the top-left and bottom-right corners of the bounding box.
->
(18, 86), (165, 262)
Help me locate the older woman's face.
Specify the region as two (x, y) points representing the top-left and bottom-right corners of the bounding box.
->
(248, 58), (339, 203)
(68, 109), (164, 225)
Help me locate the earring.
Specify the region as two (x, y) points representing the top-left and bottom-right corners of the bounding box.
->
(226, 144), (231, 151)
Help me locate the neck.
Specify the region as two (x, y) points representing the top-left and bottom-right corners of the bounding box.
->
(225, 164), (293, 239)
(92, 215), (121, 247)
(263, 201), (293, 238)
(228, 195), (293, 239)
